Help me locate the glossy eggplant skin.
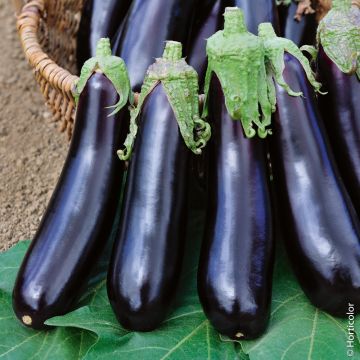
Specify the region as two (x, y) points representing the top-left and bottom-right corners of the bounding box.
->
(317, 47), (360, 216)
(12, 73), (126, 329)
(112, 0), (198, 92)
(107, 84), (189, 331)
(270, 54), (360, 317)
(230, 0), (279, 34)
(277, 1), (317, 46)
(77, 0), (132, 70)
(188, 0), (224, 89)
(187, 0), (225, 192)
(198, 76), (274, 340)
(189, 0), (279, 190)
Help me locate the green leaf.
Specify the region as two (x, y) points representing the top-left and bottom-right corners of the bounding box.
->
(0, 242), (97, 360)
(240, 248), (360, 360)
(0, 240), (29, 294)
(0, 185), (359, 360)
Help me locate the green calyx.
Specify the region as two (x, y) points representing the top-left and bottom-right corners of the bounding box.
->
(162, 40), (183, 60)
(258, 22), (324, 101)
(317, 0), (360, 79)
(117, 41), (211, 161)
(203, 8), (324, 139)
(73, 38), (133, 114)
(204, 7), (272, 138)
(223, 7), (247, 34)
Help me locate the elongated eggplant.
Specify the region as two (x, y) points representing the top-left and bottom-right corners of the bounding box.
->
(277, 1), (317, 46)
(77, 0), (132, 69)
(231, 0), (279, 34)
(107, 84), (188, 331)
(198, 8), (274, 339)
(317, 47), (360, 216)
(108, 42), (210, 331)
(112, 0), (198, 92)
(270, 53), (360, 316)
(198, 75), (274, 339)
(12, 40), (131, 329)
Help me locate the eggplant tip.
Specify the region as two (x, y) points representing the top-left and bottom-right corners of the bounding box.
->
(235, 332), (244, 339)
(22, 315), (32, 326)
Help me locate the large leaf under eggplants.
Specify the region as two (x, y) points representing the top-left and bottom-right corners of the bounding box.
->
(1, 195), (359, 359)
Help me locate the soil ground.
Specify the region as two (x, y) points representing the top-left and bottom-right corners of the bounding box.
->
(0, 1), (67, 251)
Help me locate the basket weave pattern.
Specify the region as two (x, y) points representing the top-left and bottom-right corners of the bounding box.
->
(17, 0), (84, 138)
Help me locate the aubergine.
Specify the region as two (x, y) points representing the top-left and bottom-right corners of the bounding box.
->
(277, 1), (317, 46)
(77, 0), (132, 69)
(107, 84), (188, 331)
(197, 8), (275, 340)
(12, 40), (132, 329)
(13, 73), (125, 329)
(108, 42), (210, 331)
(198, 75), (274, 339)
(112, 0), (198, 92)
(270, 53), (360, 316)
(316, 43), (360, 215)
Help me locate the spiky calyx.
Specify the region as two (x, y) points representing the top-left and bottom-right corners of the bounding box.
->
(203, 7), (272, 138)
(258, 22), (323, 97)
(73, 38), (133, 115)
(317, 0), (360, 79)
(117, 41), (210, 161)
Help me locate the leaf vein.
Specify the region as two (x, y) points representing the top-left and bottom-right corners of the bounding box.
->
(160, 320), (208, 360)
(164, 310), (203, 323)
(280, 336), (310, 360)
(206, 322), (211, 360)
(271, 292), (303, 316)
(307, 309), (318, 360)
(0, 332), (41, 358)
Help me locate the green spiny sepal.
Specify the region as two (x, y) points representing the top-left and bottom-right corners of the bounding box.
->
(73, 38), (133, 113)
(258, 22), (324, 101)
(118, 41), (210, 161)
(317, 0), (360, 79)
(117, 79), (158, 161)
(203, 7), (272, 138)
(300, 44), (318, 64)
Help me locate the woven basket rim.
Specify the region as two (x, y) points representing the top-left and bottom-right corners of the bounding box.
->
(17, 0), (79, 101)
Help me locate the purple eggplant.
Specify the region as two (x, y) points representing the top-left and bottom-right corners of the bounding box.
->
(77, 0), (133, 69)
(12, 72), (128, 329)
(198, 75), (274, 339)
(270, 53), (360, 317)
(107, 84), (189, 331)
(112, 0), (198, 92)
(317, 46), (360, 216)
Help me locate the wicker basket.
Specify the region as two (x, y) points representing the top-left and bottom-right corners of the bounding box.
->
(17, 0), (85, 139)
